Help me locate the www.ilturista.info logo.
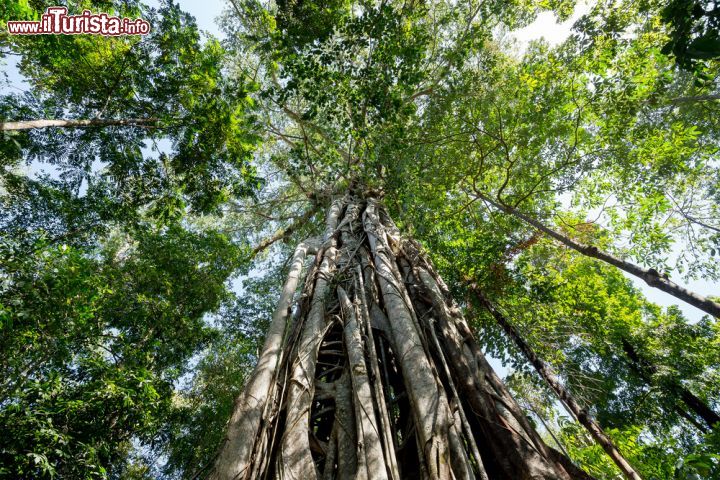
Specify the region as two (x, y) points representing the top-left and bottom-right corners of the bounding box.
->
(6, 7), (151, 36)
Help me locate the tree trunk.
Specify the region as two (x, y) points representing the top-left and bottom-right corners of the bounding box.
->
(621, 338), (720, 431)
(472, 289), (643, 480)
(0, 118), (159, 131)
(209, 193), (595, 480)
(473, 191), (720, 319)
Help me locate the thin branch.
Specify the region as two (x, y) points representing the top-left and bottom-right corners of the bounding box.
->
(1, 117), (160, 131)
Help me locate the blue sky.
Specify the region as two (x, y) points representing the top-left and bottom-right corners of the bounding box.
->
(158, 0), (225, 36)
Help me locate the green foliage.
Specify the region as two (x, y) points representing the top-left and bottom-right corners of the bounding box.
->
(473, 239), (719, 478)
(1, 2), (260, 477)
(2, 1), (262, 218)
(0, 0), (37, 28)
(558, 422), (680, 480)
(0, 226), (246, 478)
(3, 0), (720, 477)
(161, 268), (284, 478)
(275, 0), (352, 47)
(660, 0), (720, 74)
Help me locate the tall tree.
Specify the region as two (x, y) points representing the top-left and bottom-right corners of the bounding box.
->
(463, 237), (720, 478)
(211, 194), (591, 480)
(0, 2), (261, 477)
(472, 288), (642, 480)
(198, 0), (610, 477)
(175, 0), (720, 478)
(3, 0), (719, 478)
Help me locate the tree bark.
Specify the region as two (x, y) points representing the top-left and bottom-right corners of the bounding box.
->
(210, 239), (317, 480)
(473, 190), (720, 319)
(208, 193), (594, 479)
(0, 117), (159, 131)
(472, 288), (643, 480)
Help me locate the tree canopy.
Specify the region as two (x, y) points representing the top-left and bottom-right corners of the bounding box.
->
(1, 0), (718, 478)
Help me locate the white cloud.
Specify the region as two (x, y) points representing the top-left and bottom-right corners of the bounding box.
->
(509, 1), (594, 55)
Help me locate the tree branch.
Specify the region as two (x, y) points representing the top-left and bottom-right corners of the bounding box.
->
(0, 117), (160, 131)
(473, 188), (720, 319)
